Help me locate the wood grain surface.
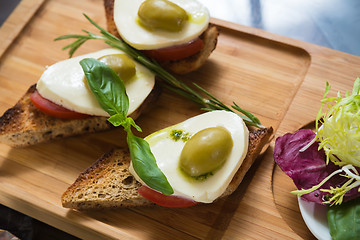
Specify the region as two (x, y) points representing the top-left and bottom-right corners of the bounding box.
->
(1, 0), (360, 239)
(0, 0), (46, 57)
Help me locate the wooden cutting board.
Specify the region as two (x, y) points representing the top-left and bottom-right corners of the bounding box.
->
(1, 0), (360, 239)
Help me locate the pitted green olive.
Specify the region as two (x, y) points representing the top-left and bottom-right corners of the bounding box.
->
(138, 0), (188, 32)
(179, 127), (233, 177)
(98, 54), (136, 82)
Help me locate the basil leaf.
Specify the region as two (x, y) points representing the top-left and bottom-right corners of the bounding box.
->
(125, 117), (142, 132)
(127, 131), (173, 195)
(327, 197), (360, 240)
(80, 57), (173, 196)
(80, 58), (129, 118)
(108, 113), (126, 127)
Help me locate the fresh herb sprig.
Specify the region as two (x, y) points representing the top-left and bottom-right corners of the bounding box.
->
(80, 58), (173, 196)
(55, 14), (264, 128)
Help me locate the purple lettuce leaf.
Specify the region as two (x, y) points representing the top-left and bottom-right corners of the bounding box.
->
(274, 129), (360, 204)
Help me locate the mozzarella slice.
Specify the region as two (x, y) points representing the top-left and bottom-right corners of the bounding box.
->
(114, 0), (210, 50)
(129, 111), (249, 203)
(36, 48), (155, 116)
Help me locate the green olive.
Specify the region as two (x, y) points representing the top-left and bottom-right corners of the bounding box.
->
(138, 0), (188, 32)
(179, 127), (233, 177)
(98, 54), (136, 82)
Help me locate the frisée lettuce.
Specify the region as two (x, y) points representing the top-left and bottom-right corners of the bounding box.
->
(315, 78), (360, 167)
(275, 78), (360, 206)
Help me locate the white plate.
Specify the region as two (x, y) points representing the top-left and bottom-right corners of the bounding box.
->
(298, 197), (331, 240)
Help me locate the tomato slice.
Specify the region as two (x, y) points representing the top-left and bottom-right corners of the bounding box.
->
(30, 90), (90, 119)
(141, 38), (204, 62)
(138, 185), (198, 208)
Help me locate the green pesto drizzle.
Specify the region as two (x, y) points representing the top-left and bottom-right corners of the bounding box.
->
(170, 129), (191, 142)
(177, 165), (215, 182)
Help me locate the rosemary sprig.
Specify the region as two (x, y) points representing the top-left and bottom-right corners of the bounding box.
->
(55, 14), (264, 128)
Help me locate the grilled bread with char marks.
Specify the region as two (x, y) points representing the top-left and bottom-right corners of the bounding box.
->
(0, 84), (160, 147)
(103, 0), (219, 75)
(61, 126), (273, 210)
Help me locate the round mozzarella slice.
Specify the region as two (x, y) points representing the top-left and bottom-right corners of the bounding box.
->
(114, 0), (210, 50)
(129, 111), (249, 203)
(36, 48), (155, 117)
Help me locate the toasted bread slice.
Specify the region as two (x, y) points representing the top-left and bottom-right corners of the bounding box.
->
(61, 127), (273, 210)
(103, 0), (219, 74)
(0, 84), (160, 147)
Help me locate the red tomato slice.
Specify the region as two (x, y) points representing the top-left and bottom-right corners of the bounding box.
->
(30, 90), (90, 119)
(138, 185), (198, 208)
(141, 38), (204, 62)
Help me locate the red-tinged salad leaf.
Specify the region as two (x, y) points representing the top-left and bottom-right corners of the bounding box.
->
(275, 79), (360, 206)
(327, 197), (360, 240)
(274, 129), (360, 204)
